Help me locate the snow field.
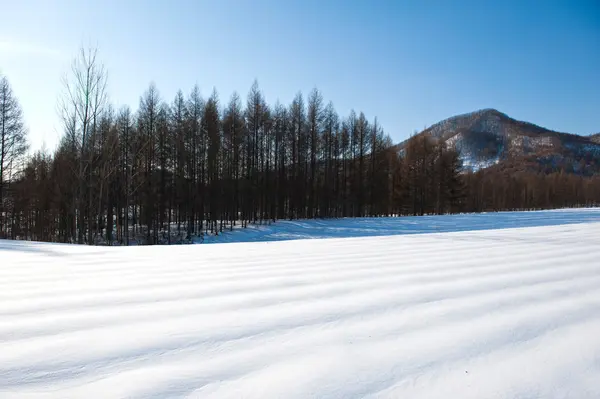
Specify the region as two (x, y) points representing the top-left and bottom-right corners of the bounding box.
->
(1, 214), (600, 397)
(201, 208), (600, 243)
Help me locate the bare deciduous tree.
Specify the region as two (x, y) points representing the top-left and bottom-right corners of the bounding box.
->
(58, 46), (108, 244)
(0, 75), (28, 237)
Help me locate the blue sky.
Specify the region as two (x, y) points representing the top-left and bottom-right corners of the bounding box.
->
(1, 0), (599, 151)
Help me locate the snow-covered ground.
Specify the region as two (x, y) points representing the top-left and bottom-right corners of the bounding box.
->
(202, 208), (600, 243)
(1, 210), (600, 398)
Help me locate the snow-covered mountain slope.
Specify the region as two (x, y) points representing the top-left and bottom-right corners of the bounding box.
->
(400, 109), (600, 174)
(2, 212), (600, 398)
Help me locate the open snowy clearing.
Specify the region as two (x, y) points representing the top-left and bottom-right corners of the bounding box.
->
(201, 208), (600, 243)
(1, 212), (600, 398)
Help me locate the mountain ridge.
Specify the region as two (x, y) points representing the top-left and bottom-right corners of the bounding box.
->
(398, 109), (600, 175)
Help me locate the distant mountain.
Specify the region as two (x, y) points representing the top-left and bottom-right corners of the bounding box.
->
(398, 109), (600, 175)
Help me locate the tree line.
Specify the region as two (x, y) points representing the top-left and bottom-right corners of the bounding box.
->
(1, 49), (599, 245)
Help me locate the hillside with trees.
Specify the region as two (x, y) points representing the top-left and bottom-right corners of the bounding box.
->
(402, 108), (600, 175)
(1, 48), (599, 245)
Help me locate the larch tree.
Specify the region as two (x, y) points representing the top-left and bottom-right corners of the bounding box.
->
(58, 46), (108, 244)
(321, 101), (338, 217)
(0, 75), (28, 237)
(288, 92), (305, 219)
(170, 90), (187, 235)
(186, 85), (204, 236)
(245, 81), (266, 223)
(116, 106), (135, 245)
(138, 83), (163, 243)
(204, 89), (221, 234)
(223, 92), (245, 230)
(306, 88), (323, 218)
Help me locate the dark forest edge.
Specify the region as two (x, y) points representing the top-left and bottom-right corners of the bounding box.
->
(1, 48), (599, 245)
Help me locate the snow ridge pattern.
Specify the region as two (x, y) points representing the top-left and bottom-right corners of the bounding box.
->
(1, 210), (600, 398)
(201, 209), (600, 244)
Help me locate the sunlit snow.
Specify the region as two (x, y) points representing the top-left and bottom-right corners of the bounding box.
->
(1, 209), (600, 398)
(201, 208), (600, 243)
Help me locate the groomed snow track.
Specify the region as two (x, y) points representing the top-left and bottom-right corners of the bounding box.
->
(1, 217), (600, 398)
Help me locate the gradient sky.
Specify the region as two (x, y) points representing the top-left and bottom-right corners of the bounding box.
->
(1, 0), (599, 151)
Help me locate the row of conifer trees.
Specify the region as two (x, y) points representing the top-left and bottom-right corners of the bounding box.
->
(1, 49), (599, 244)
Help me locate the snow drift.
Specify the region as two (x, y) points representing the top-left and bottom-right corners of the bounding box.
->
(1, 211), (600, 398)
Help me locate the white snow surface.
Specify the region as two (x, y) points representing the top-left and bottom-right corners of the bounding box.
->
(2, 210), (600, 398)
(201, 208), (600, 244)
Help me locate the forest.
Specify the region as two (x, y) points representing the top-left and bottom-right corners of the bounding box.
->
(1, 48), (599, 245)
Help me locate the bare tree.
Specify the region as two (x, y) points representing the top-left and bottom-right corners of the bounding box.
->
(138, 83), (160, 244)
(306, 88), (323, 218)
(58, 46), (108, 244)
(223, 92), (245, 230)
(0, 75), (28, 237)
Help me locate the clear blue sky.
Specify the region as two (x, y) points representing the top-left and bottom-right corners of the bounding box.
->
(1, 0), (599, 151)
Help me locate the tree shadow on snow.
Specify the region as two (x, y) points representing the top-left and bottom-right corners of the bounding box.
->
(0, 240), (65, 257)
